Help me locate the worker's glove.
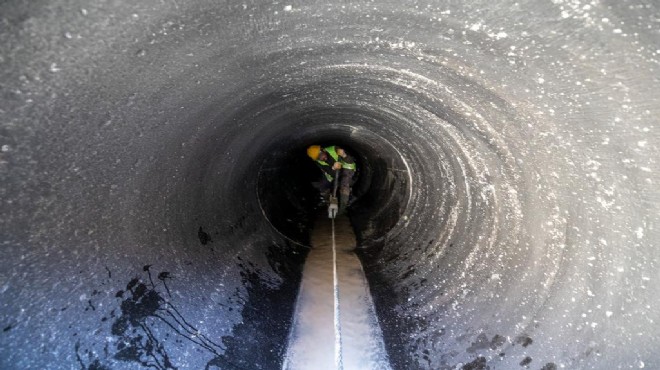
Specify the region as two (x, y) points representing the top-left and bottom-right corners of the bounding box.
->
(332, 162), (342, 170)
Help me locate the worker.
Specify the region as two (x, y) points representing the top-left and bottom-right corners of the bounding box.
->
(307, 145), (356, 213)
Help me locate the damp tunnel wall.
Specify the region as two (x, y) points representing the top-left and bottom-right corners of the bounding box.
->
(1, 1), (659, 369)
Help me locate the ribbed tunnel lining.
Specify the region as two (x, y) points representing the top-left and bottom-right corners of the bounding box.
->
(1, 1), (658, 369)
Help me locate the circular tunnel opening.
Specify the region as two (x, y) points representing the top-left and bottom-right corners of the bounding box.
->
(256, 119), (412, 247)
(3, 2), (658, 369)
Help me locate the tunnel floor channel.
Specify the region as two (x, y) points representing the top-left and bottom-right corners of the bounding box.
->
(283, 215), (391, 370)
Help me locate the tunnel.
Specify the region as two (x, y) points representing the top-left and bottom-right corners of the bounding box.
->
(1, 0), (658, 369)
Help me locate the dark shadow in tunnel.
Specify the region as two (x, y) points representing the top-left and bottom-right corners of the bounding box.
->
(256, 129), (411, 250)
(257, 151), (320, 247)
(254, 134), (412, 368)
(211, 247), (306, 370)
(349, 156), (410, 244)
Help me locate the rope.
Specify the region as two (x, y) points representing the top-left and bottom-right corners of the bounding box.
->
(332, 217), (343, 370)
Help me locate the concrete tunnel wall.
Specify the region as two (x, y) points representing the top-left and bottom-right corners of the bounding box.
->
(0, 0), (658, 369)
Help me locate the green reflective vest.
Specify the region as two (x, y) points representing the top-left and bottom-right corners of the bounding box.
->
(316, 146), (356, 182)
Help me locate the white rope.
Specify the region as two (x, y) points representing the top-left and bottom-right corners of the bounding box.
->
(332, 217), (343, 370)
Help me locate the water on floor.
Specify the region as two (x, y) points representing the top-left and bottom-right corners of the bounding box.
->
(283, 216), (392, 370)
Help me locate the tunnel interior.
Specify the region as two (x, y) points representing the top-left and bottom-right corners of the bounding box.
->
(256, 117), (412, 247)
(1, 0), (658, 369)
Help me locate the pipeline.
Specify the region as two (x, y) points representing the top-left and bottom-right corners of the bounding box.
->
(1, 1), (658, 369)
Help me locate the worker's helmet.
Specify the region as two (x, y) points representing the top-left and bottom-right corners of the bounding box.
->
(307, 145), (321, 160)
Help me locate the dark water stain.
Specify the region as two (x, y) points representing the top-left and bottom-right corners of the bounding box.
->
(421, 348), (432, 368)
(109, 275), (179, 369)
(157, 271), (173, 297)
(516, 335), (533, 347)
(198, 227), (211, 245)
(466, 333), (491, 353)
(74, 246), (304, 370)
(400, 264), (416, 280)
(519, 356), (532, 366)
(462, 356), (488, 370)
(465, 333), (507, 354)
(213, 242), (306, 369)
(3, 324), (13, 332)
(77, 267), (225, 370)
(490, 334), (506, 349)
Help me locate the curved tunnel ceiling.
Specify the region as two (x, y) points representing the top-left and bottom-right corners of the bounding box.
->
(1, 0), (659, 369)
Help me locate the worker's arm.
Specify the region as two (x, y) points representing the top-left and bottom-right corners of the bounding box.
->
(337, 149), (356, 170)
(317, 161), (337, 179)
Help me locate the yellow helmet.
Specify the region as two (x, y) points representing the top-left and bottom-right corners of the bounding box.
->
(307, 145), (321, 160)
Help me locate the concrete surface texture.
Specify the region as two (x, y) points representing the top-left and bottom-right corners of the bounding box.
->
(0, 0), (658, 369)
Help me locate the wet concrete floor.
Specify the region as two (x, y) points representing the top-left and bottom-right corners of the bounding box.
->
(283, 216), (391, 370)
